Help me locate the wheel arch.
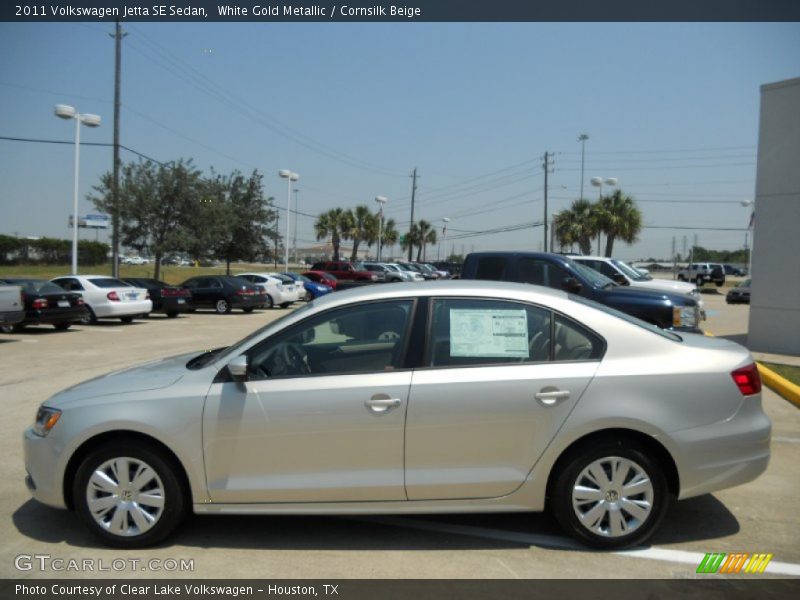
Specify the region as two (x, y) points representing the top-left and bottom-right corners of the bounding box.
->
(62, 430), (193, 512)
(544, 428), (680, 508)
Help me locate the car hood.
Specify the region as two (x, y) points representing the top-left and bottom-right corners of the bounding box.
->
(598, 285), (694, 306)
(632, 279), (696, 295)
(46, 351), (199, 407)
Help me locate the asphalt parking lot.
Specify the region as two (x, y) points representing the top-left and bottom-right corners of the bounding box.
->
(1, 293), (798, 580)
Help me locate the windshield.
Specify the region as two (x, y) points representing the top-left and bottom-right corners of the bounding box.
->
(611, 259), (650, 282)
(571, 261), (616, 288)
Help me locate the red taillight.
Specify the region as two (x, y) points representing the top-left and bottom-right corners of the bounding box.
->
(32, 298), (48, 310)
(236, 288), (256, 296)
(107, 291), (120, 302)
(732, 364), (762, 396)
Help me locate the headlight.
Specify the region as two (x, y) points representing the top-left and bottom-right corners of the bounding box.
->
(674, 306), (699, 328)
(33, 407), (61, 437)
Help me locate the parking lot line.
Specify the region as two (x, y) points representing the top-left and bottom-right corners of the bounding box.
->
(357, 516), (800, 576)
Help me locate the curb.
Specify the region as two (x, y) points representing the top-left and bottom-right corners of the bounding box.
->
(757, 363), (800, 409)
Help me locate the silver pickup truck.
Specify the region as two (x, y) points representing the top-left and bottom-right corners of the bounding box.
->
(0, 285), (25, 328)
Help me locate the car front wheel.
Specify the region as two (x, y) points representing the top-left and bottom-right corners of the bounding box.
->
(73, 443), (186, 548)
(551, 443), (669, 549)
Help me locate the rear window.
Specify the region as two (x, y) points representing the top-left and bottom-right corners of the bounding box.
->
(88, 278), (131, 288)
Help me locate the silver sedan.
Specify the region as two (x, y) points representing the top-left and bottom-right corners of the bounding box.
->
(23, 281), (770, 549)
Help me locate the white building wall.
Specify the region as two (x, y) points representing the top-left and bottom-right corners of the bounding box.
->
(747, 77), (800, 355)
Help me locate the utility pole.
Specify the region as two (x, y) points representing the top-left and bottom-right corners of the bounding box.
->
(408, 167), (417, 261)
(578, 133), (589, 200)
(110, 20), (126, 278)
(542, 152), (554, 252)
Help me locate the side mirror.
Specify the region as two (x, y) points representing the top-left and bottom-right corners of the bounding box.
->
(562, 277), (583, 294)
(612, 273), (629, 286)
(227, 355), (249, 383)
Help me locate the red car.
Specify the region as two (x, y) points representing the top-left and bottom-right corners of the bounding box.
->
(309, 261), (378, 282)
(302, 270), (340, 291)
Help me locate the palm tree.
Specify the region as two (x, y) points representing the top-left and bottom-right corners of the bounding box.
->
(345, 205), (378, 261)
(415, 219), (437, 261)
(314, 208), (351, 261)
(379, 217), (399, 259)
(554, 198), (598, 255)
(594, 190), (643, 257)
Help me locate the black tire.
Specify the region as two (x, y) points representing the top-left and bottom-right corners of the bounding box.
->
(715, 281), (724, 288)
(79, 307), (97, 325)
(551, 442), (670, 549)
(120, 316), (134, 324)
(215, 298), (232, 314)
(53, 322), (72, 331)
(1, 323), (20, 334)
(280, 302), (291, 309)
(166, 311), (179, 318)
(264, 295), (274, 309)
(243, 307), (254, 313)
(695, 275), (704, 287)
(73, 442), (186, 548)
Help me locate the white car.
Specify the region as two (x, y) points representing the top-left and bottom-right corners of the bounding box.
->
(390, 263), (425, 281)
(50, 275), (152, 323)
(237, 273), (299, 308)
(121, 256), (150, 265)
(572, 256), (704, 315)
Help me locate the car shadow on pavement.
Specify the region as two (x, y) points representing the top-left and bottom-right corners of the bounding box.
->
(13, 494), (739, 551)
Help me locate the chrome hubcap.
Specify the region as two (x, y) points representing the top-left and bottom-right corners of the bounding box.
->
(86, 457), (165, 537)
(571, 456), (654, 538)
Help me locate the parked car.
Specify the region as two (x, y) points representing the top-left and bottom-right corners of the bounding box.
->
(179, 276), (264, 314)
(461, 252), (702, 332)
(394, 262), (426, 281)
(282, 272), (333, 300)
(303, 270), (340, 290)
(310, 261), (378, 282)
(676, 263), (725, 287)
(50, 275), (152, 324)
(360, 262), (390, 282)
(398, 262), (436, 280)
(0, 278), (87, 332)
(121, 256), (150, 265)
(723, 264), (747, 277)
(383, 263), (415, 282)
(23, 280), (769, 549)
(122, 278), (194, 318)
(237, 273), (297, 308)
(571, 256), (705, 319)
(726, 279), (752, 304)
(0, 284), (27, 330)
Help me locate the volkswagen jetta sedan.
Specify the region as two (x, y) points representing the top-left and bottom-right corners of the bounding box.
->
(23, 281), (770, 549)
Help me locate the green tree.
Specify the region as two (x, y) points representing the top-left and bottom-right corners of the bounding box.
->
(379, 217), (399, 259)
(415, 220), (437, 261)
(345, 205), (378, 261)
(315, 208), (352, 261)
(207, 169), (276, 274)
(553, 199), (598, 255)
(91, 159), (205, 280)
(594, 190), (643, 257)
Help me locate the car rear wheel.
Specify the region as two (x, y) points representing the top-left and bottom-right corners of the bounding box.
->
(79, 307), (97, 325)
(166, 311), (179, 318)
(53, 322), (71, 331)
(73, 443), (186, 548)
(264, 295), (274, 309)
(1, 323), (21, 333)
(215, 299), (231, 314)
(243, 307), (254, 313)
(695, 275), (704, 286)
(120, 316), (134, 323)
(551, 443), (669, 549)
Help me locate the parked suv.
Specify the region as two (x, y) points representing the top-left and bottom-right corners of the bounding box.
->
(310, 261), (378, 282)
(677, 263), (725, 287)
(462, 252), (702, 332)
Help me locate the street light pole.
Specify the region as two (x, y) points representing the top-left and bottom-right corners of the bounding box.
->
(279, 170), (299, 272)
(375, 196), (387, 261)
(578, 133), (589, 200)
(590, 176), (617, 256)
(441, 217), (450, 261)
(55, 104), (101, 275)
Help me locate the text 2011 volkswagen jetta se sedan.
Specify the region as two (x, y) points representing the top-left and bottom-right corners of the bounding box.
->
(24, 281), (770, 549)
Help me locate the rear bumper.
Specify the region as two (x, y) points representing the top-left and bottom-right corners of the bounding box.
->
(669, 395), (771, 500)
(25, 307), (88, 325)
(93, 299), (153, 318)
(156, 297), (194, 313)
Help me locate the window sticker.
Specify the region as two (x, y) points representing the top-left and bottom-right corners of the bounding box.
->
(449, 309), (529, 358)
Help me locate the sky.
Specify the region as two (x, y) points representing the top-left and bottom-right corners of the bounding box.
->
(1, 21), (799, 261)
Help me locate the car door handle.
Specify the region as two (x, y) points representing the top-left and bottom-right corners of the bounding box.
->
(535, 388), (571, 406)
(365, 395), (402, 414)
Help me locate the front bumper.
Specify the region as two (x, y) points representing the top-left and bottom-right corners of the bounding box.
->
(23, 427), (67, 509)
